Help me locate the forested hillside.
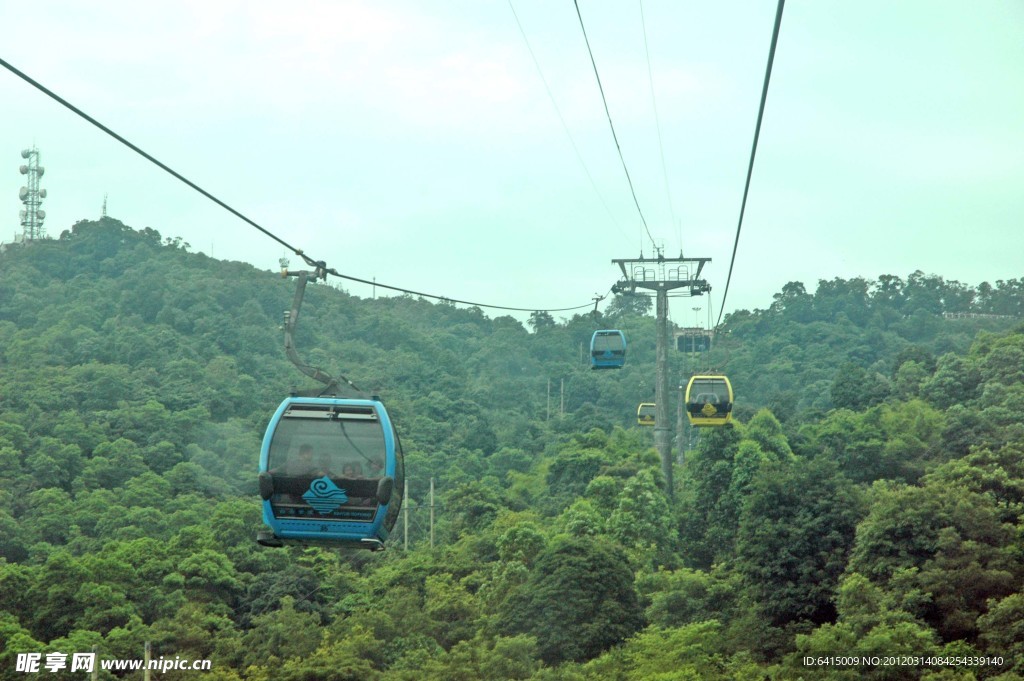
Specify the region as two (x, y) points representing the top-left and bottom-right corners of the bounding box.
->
(1, 219), (1022, 680)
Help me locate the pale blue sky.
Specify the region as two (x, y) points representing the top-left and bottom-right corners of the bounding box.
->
(2, 1), (1022, 323)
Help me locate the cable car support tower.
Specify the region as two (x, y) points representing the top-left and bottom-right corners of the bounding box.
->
(612, 251), (710, 500)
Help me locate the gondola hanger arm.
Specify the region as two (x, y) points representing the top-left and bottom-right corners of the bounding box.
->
(282, 270), (334, 388)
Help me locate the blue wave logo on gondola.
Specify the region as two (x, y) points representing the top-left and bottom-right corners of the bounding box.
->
(303, 476), (348, 513)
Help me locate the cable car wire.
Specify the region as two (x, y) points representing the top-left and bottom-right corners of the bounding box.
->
(639, 0), (679, 255)
(0, 55), (601, 316)
(715, 0), (785, 328)
(572, 0), (657, 252)
(0, 55), (303, 257)
(507, 0), (631, 247)
(323, 268), (606, 313)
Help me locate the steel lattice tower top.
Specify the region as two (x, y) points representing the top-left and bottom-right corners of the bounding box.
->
(18, 147), (47, 241)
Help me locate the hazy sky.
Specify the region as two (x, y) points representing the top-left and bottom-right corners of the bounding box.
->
(2, 1), (1022, 324)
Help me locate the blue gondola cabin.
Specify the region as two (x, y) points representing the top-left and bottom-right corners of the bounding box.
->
(591, 330), (627, 369)
(257, 397), (404, 551)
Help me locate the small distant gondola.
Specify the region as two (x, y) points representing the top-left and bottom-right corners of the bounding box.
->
(676, 329), (712, 354)
(684, 375), (733, 427)
(637, 402), (656, 426)
(591, 330), (627, 369)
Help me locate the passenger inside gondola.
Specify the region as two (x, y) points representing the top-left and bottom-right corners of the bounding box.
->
(289, 444), (317, 474)
(268, 444), (321, 505)
(313, 452), (336, 477)
(272, 443), (327, 477)
(340, 463), (377, 506)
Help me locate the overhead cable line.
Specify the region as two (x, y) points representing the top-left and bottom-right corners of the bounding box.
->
(507, 0), (631, 247)
(323, 269), (607, 313)
(0, 56), (303, 258)
(716, 0), (785, 328)
(572, 0), (657, 251)
(639, 0), (680, 255)
(0, 55), (599, 315)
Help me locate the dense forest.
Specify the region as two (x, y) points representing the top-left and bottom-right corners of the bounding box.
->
(1, 218), (1022, 680)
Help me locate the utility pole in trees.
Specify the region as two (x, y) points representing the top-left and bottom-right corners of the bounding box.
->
(547, 379), (551, 421)
(612, 251), (710, 500)
(676, 383), (686, 465)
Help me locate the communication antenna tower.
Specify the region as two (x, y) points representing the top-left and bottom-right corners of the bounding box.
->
(18, 147), (47, 241)
(101, 193), (108, 218)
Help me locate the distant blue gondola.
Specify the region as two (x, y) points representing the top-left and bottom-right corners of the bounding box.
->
(590, 329), (627, 369)
(257, 396), (404, 551)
